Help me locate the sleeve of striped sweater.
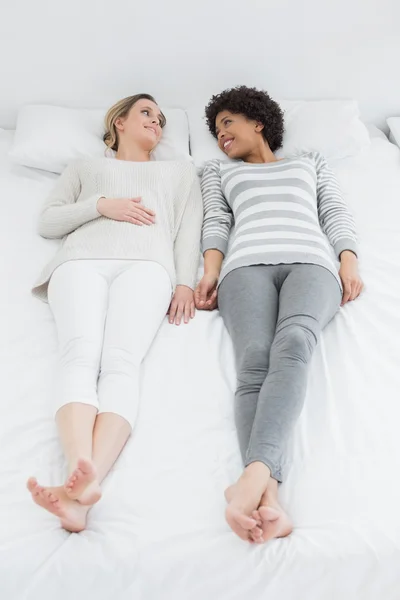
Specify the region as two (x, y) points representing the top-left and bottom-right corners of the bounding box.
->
(201, 159), (233, 256)
(38, 162), (102, 239)
(315, 153), (358, 258)
(173, 167), (204, 289)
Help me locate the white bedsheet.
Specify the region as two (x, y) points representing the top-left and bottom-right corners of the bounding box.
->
(1, 128), (400, 600)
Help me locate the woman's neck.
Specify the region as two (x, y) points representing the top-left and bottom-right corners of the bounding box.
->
(242, 142), (278, 164)
(116, 142), (151, 162)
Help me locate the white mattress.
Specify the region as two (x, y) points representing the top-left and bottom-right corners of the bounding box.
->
(1, 127), (400, 600)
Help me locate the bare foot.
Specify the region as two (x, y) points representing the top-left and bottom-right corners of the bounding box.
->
(64, 458), (102, 505)
(250, 491), (293, 543)
(27, 477), (90, 532)
(224, 463), (270, 542)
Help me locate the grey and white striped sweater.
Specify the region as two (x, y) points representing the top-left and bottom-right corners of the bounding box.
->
(201, 152), (358, 289)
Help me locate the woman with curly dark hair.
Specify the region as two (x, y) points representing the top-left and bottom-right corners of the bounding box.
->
(195, 86), (363, 544)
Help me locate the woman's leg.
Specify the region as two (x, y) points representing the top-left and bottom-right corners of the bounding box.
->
(27, 261), (109, 531)
(66, 412), (132, 506)
(218, 266), (279, 540)
(247, 264), (341, 541)
(58, 404), (99, 503)
(68, 261), (172, 500)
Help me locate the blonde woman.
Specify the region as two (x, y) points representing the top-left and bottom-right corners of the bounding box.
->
(27, 94), (203, 532)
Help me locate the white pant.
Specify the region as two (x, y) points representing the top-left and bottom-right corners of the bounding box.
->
(48, 260), (172, 426)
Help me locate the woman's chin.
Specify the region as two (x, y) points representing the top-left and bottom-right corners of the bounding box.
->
(142, 135), (161, 154)
(225, 150), (240, 160)
(222, 148), (234, 159)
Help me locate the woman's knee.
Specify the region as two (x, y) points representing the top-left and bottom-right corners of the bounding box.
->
(60, 337), (102, 370)
(273, 321), (318, 363)
(236, 343), (270, 386)
(100, 346), (139, 377)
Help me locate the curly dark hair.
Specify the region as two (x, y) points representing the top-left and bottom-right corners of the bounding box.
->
(205, 86), (285, 152)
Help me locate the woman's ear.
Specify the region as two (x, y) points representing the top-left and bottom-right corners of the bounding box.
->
(115, 117), (124, 132)
(255, 122), (264, 133)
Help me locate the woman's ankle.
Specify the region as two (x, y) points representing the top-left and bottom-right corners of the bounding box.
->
(267, 477), (279, 495)
(243, 461), (271, 484)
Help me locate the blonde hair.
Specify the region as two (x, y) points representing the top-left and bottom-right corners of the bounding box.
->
(103, 94), (166, 151)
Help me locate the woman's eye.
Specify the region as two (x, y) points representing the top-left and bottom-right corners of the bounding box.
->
(142, 110), (149, 116)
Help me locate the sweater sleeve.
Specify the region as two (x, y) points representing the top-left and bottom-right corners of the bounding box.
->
(201, 159), (233, 256)
(38, 162), (103, 239)
(315, 153), (358, 258)
(173, 168), (203, 289)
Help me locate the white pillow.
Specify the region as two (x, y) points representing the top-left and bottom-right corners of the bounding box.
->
(9, 104), (191, 173)
(187, 99), (370, 169)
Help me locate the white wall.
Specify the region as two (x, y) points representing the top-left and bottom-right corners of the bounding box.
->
(0, 0), (399, 129)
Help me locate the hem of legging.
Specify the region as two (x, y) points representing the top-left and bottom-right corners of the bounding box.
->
(97, 409), (133, 429)
(245, 456), (283, 483)
(54, 400), (99, 418)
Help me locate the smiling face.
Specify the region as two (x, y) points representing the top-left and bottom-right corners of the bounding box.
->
(216, 110), (265, 160)
(115, 98), (164, 152)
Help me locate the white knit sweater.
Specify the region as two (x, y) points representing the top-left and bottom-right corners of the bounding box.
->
(32, 158), (203, 301)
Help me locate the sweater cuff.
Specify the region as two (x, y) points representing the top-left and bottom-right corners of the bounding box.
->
(88, 194), (104, 219)
(175, 255), (201, 290)
(202, 235), (228, 257)
(334, 238), (358, 260)
(175, 272), (198, 291)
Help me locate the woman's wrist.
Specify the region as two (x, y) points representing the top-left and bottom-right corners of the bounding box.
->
(340, 250), (357, 263)
(205, 269), (220, 280)
(96, 196), (107, 214)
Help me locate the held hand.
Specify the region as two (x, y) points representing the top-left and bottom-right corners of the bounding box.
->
(194, 273), (218, 311)
(97, 197), (155, 225)
(168, 285), (195, 325)
(339, 251), (364, 306)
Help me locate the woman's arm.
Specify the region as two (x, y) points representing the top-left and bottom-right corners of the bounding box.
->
(38, 162), (102, 239)
(203, 249), (224, 278)
(315, 153), (358, 258)
(195, 160), (232, 309)
(201, 159), (233, 257)
(168, 169), (203, 325)
(173, 169), (203, 290)
(316, 153), (363, 303)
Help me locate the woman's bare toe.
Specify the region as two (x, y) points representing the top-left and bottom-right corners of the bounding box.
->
(224, 472), (268, 542)
(27, 477), (41, 496)
(252, 509), (262, 526)
(258, 504), (293, 542)
(27, 479), (89, 533)
(64, 458), (101, 505)
(225, 505), (257, 541)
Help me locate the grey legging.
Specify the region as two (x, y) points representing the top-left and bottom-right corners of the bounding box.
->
(218, 263), (341, 482)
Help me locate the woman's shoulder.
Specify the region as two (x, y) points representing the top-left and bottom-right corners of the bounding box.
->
(203, 157), (228, 170)
(62, 157), (106, 175)
(200, 157), (226, 178)
(286, 151), (327, 165)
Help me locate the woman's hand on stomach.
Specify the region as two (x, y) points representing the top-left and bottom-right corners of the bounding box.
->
(168, 285), (195, 325)
(97, 197), (155, 226)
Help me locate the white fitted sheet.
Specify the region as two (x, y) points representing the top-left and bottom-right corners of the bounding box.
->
(1, 128), (400, 600)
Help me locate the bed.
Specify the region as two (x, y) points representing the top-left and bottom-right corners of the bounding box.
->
(1, 124), (400, 600)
